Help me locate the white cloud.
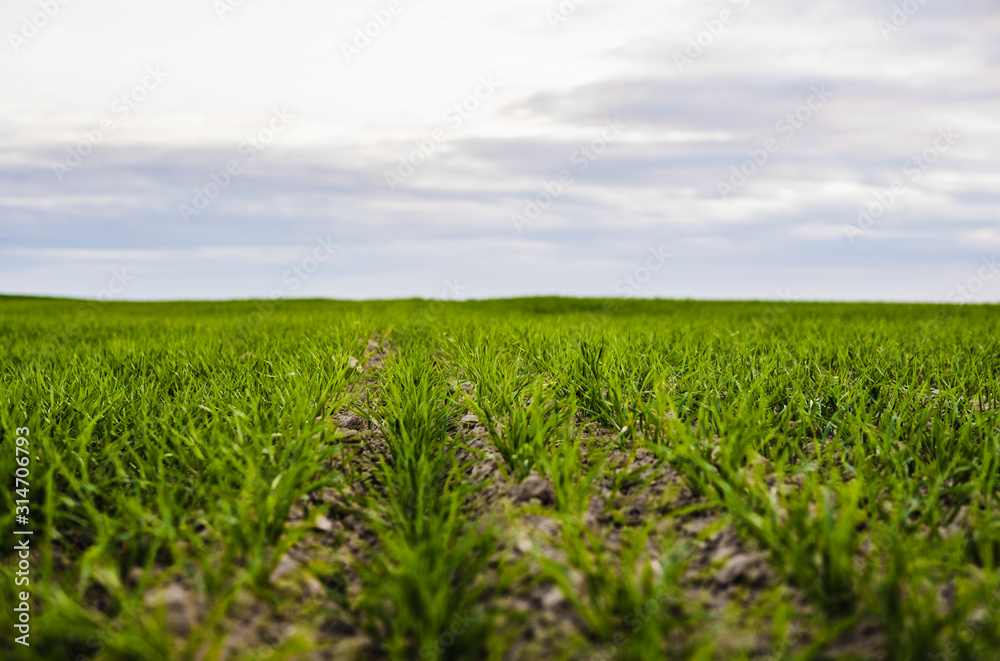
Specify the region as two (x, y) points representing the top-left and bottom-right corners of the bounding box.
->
(1, 0), (999, 301)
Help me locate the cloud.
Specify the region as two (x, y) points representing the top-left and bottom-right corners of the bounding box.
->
(1, 0), (998, 301)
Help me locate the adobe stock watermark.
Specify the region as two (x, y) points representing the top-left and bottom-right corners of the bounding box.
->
(7, 0), (73, 54)
(583, 587), (681, 661)
(419, 608), (481, 659)
(877, 0), (932, 40)
(511, 118), (625, 234)
(385, 75), (501, 191)
(412, 277), (469, 329)
(278, 236), (339, 294)
(229, 235), (339, 341)
(716, 85), (833, 199)
(545, 0), (588, 31)
(945, 256), (999, 303)
(52, 66), (169, 182)
(179, 108), (296, 223)
(614, 246), (672, 297)
(44, 267), (138, 354)
(574, 241), (673, 334)
(214, 0), (250, 21)
(674, 0), (753, 72)
(341, 0), (408, 63)
(750, 287), (797, 333)
(928, 584), (1000, 660)
(93, 268), (137, 301)
(844, 127), (959, 242)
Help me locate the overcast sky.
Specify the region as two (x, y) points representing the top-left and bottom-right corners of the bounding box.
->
(1, 0), (998, 302)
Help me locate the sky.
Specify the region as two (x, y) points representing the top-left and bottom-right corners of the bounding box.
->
(1, 0), (998, 303)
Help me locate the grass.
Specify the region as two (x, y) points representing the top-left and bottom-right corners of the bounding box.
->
(1, 295), (1000, 660)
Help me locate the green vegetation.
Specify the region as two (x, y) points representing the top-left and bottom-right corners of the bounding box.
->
(2, 295), (1000, 660)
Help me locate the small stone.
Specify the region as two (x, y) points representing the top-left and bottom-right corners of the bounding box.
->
(143, 584), (196, 638)
(716, 554), (752, 585)
(541, 586), (565, 610)
(335, 411), (366, 430)
(527, 515), (560, 538)
(715, 553), (769, 589)
(507, 598), (533, 611)
(269, 555), (299, 582)
(314, 514), (334, 532)
(332, 636), (373, 657)
(515, 474), (555, 506)
(303, 576), (325, 599)
(682, 518), (711, 535)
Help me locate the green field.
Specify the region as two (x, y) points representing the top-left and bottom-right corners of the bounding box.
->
(2, 296), (1000, 660)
